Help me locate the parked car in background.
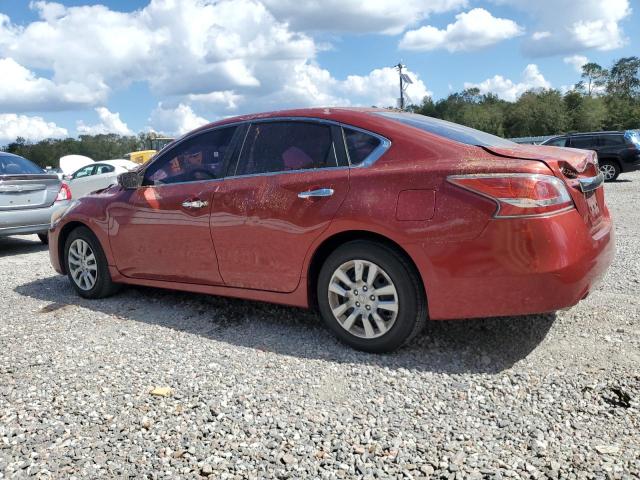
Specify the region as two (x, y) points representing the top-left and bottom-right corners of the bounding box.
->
(1, 152), (71, 244)
(67, 159), (138, 198)
(541, 130), (640, 181)
(49, 108), (614, 352)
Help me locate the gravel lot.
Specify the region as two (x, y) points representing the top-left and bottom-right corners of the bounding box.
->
(1, 173), (639, 479)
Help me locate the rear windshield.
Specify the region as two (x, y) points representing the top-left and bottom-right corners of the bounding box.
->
(375, 111), (516, 147)
(0, 154), (44, 175)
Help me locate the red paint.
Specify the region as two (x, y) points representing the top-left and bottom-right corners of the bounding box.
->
(49, 108), (614, 320)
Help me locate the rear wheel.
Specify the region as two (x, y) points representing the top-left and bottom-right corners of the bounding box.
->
(600, 160), (620, 181)
(37, 233), (48, 245)
(64, 226), (119, 299)
(317, 240), (426, 353)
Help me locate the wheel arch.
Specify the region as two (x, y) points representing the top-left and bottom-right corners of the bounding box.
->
(306, 230), (426, 309)
(57, 221), (94, 274)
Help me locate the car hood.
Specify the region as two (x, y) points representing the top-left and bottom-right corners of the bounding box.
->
(483, 144), (596, 173)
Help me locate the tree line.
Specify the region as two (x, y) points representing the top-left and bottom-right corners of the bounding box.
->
(2, 57), (639, 168)
(410, 56), (640, 138)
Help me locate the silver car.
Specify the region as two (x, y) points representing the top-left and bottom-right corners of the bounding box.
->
(0, 152), (71, 244)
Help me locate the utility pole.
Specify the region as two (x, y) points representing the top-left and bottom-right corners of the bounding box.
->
(395, 62), (405, 110)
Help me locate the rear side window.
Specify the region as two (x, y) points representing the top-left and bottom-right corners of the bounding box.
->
(235, 121), (336, 176)
(570, 136), (598, 149)
(343, 128), (381, 165)
(599, 135), (625, 146)
(376, 111), (515, 147)
(144, 126), (237, 185)
(0, 154), (44, 175)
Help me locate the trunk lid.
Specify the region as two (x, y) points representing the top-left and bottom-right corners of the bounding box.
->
(483, 144), (606, 230)
(0, 174), (61, 211)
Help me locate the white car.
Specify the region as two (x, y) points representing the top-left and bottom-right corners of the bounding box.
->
(67, 159), (138, 198)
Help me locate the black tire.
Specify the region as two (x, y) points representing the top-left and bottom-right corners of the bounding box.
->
(64, 226), (119, 299)
(317, 240), (427, 353)
(37, 233), (49, 245)
(600, 160), (620, 182)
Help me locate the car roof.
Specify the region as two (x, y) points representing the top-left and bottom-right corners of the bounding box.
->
(98, 159), (137, 167)
(570, 131), (625, 136)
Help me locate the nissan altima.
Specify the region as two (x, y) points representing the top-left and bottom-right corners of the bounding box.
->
(48, 108), (614, 352)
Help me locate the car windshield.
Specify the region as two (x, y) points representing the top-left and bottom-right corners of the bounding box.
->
(0, 154), (44, 175)
(375, 111), (516, 147)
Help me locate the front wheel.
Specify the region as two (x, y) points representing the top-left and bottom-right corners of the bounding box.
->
(600, 160), (620, 182)
(317, 241), (427, 353)
(64, 226), (119, 299)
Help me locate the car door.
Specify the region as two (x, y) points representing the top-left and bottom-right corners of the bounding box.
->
(69, 164), (96, 198)
(108, 126), (239, 284)
(91, 163), (118, 192)
(210, 119), (349, 293)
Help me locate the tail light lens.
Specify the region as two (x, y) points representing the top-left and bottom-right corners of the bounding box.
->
(55, 183), (72, 202)
(447, 173), (574, 218)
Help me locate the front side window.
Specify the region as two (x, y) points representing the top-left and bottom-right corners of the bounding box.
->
(144, 126), (237, 185)
(599, 135), (625, 146)
(570, 136), (597, 149)
(343, 128), (381, 165)
(73, 165), (95, 179)
(235, 121), (336, 176)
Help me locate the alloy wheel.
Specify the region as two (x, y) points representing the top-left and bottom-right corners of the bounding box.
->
(327, 259), (399, 339)
(68, 239), (98, 291)
(600, 163), (617, 181)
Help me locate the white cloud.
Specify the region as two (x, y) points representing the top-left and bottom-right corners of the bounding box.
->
(261, 0), (468, 35)
(495, 0), (631, 55)
(340, 67), (431, 107)
(77, 107), (133, 136)
(0, 113), (68, 144)
(0, 57), (106, 112)
(149, 103), (209, 136)
(400, 8), (523, 52)
(464, 64), (551, 101)
(563, 55), (589, 73)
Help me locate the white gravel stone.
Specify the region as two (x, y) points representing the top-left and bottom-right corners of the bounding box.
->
(1, 172), (639, 478)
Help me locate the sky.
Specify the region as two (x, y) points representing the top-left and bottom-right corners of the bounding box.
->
(0, 0), (637, 143)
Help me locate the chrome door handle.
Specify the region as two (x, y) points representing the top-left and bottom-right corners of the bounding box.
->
(182, 200), (209, 209)
(297, 188), (334, 199)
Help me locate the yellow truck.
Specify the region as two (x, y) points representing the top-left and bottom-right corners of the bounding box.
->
(127, 137), (174, 165)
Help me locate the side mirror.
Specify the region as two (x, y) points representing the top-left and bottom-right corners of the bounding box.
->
(118, 171), (143, 189)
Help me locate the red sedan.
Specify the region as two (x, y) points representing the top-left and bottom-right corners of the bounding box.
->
(48, 108), (614, 352)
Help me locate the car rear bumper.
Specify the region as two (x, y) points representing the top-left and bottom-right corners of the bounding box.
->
(414, 208), (615, 320)
(0, 201), (70, 237)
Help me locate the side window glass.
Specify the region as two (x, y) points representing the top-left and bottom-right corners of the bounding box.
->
(599, 135), (624, 146)
(143, 126), (237, 185)
(343, 128), (381, 165)
(545, 137), (566, 147)
(73, 165), (94, 179)
(236, 122), (336, 176)
(95, 165), (114, 175)
(570, 136), (597, 149)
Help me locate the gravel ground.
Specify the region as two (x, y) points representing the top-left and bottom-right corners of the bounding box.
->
(1, 173), (639, 480)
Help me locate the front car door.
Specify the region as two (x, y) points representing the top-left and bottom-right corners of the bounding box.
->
(108, 126), (239, 285)
(69, 164), (97, 198)
(210, 119), (350, 292)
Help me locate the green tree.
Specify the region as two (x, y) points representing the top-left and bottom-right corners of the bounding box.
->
(575, 62), (608, 96)
(606, 56), (640, 97)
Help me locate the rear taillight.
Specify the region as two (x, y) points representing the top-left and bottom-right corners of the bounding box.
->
(447, 173), (574, 218)
(55, 183), (72, 202)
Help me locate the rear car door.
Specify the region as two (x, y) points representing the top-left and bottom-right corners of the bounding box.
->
(210, 119), (349, 292)
(108, 126), (239, 284)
